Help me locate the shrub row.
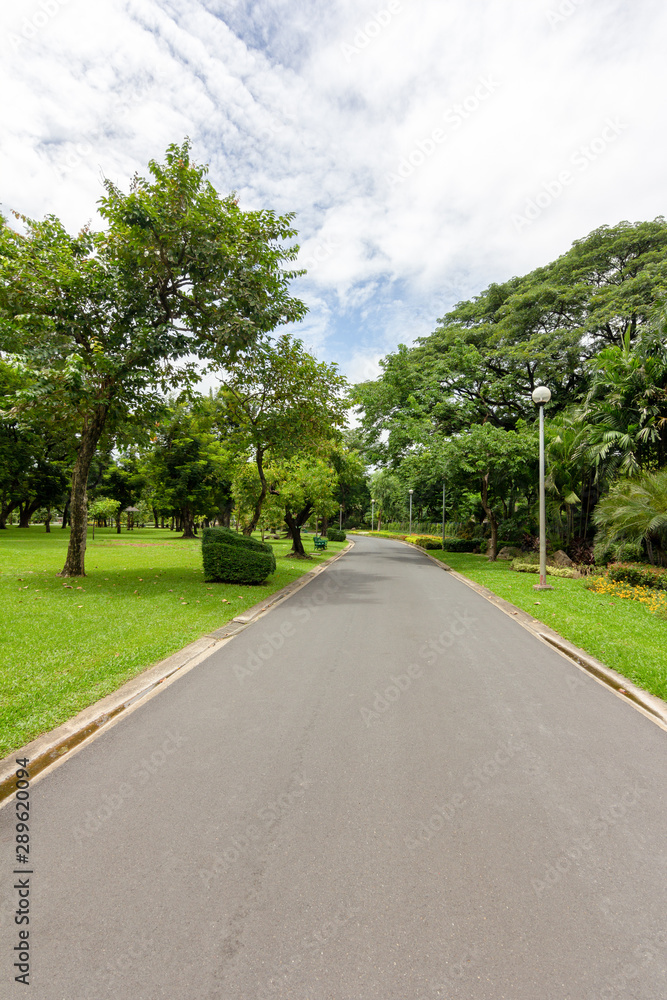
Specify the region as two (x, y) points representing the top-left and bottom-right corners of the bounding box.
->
(202, 528), (276, 584)
(511, 561), (580, 579)
(606, 562), (667, 591)
(413, 535), (443, 550)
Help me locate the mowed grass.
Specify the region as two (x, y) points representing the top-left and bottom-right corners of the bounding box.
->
(430, 551), (667, 702)
(0, 526), (346, 757)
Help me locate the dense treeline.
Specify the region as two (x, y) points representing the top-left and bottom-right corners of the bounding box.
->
(353, 219), (667, 563)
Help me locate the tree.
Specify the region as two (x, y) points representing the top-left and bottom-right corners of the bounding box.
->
(444, 423), (536, 559)
(150, 403), (235, 537)
(100, 457), (147, 533)
(270, 456), (339, 558)
(214, 334), (348, 534)
(593, 468), (667, 565)
(0, 140), (306, 576)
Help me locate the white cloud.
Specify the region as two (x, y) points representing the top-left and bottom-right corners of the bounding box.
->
(1, 0), (666, 384)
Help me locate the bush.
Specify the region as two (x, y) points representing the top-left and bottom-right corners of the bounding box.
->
(201, 528), (276, 584)
(441, 538), (477, 552)
(326, 527), (346, 542)
(413, 535), (442, 550)
(606, 562), (667, 591)
(511, 561), (580, 579)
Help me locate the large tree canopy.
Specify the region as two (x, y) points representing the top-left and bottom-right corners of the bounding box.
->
(0, 140), (306, 575)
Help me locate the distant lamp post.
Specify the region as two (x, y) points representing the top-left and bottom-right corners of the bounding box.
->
(339, 504), (343, 530)
(371, 498), (375, 532)
(442, 479), (446, 549)
(409, 489), (414, 534)
(531, 387), (554, 591)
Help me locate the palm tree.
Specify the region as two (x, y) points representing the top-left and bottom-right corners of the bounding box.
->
(593, 468), (667, 565)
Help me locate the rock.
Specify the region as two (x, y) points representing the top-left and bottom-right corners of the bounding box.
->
(553, 549), (574, 567)
(497, 546), (521, 560)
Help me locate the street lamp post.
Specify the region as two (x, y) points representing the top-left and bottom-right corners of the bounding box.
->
(442, 479), (446, 549)
(339, 504), (343, 530)
(409, 489), (414, 534)
(371, 499), (375, 532)
(532, 386), (554, 591)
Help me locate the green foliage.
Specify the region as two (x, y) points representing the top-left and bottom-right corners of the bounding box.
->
(326, 527), (346, 541)
(511, 561), (579, 578)
(606, 562), (667, 590)
(441, 538), (477, 552)
(413, 535), (442, 549)
(201, 527), (276, 584)
(593, 467), (667, 564)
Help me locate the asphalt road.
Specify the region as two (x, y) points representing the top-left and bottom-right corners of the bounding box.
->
(2, 535), (667, 999)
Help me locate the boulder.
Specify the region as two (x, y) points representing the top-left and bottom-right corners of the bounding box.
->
(553, 549), (574, 567)
(497, 546), (521, 560)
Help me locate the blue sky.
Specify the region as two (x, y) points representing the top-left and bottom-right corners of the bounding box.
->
(2, 0), (666, 386)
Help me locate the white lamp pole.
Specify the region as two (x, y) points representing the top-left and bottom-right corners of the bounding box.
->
(442, 479), (446, 548)
(532, 386), (554, 591)
(409, 489), (414, 534)
(339, 504), (343, 530)
(371, 499), (375, 532)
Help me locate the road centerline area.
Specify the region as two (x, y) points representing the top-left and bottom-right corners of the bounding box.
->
(2, 535), (666, 999)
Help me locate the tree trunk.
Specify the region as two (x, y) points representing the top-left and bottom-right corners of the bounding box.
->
(243, 448), (267, 536)
(61, 497), (70, 528)
(180, 510), (196, 538)
(153, 507), (159, 529)
(116, 512), (122, 534)
(285, 503), (313, 559)
(0, 498), (19, 529)
(59, 406), (108, 577)
(18, 500), (39, 528)
(45, 509), (51, 533)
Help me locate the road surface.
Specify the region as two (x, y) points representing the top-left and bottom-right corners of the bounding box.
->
(2, 535), (666, 999)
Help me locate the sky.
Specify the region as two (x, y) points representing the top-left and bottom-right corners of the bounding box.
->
(1, 0), (666, 388)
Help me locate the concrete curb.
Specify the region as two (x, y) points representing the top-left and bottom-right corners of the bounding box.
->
(0, 541), (354, 804)
(386, 536), (667, 731)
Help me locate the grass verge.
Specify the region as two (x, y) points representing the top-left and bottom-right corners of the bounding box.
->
(427, 551), (667, 702)
(0, 527), (345, 757)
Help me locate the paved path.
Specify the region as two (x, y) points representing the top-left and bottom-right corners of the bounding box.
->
(2, 536), (667, 999)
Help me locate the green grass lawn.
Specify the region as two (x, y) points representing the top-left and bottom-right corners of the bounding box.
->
(0, 526), (345, 757)
(430, 551), (667, 702)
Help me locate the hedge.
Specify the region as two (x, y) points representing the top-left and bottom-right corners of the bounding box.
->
(201, 528), (276, 584)
(441, 538), (477, 552)
(327, 528), (346, 542)
(413, 536), (442, 550)
(606, 562), (667, 591)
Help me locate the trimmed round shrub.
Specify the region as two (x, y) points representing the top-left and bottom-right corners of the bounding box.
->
(202, 527), (276, 584)
(326, 528), (346, 542)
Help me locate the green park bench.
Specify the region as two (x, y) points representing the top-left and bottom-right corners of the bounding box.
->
(314, 536), (328, 550)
